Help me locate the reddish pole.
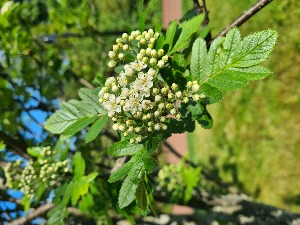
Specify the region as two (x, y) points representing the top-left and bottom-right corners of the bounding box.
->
(162, 0), (193, 215)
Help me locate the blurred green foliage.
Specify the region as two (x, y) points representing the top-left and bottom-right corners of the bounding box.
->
(188, 0), (300, 212)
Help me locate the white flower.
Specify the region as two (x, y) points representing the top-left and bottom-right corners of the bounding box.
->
(108, 51), (116, 59)
(125, 67), (134, 76)
(105, 77), (116, 86)
(192, 83), (200, 92)
(118, 53), (125, 60)
(148, 68), (156, 76)
(108, 60), (116, 68)
(131, 61), (146, 71)
(155, 95), (161, 102)
(157, 60), (165, 68)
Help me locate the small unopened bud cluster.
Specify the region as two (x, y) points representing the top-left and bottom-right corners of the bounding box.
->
(4, 160), (22, 189)
(4, 147), (70, 199)
(99, 29), (204, 143)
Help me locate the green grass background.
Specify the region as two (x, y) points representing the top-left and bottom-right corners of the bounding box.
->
(187, 0), (300, 212)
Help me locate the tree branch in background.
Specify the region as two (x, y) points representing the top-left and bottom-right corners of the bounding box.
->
(0, 131), (30, 160)
(154, 189), (300, 225)
(211, 0), (274, 42)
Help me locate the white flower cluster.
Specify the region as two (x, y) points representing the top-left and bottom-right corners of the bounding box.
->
(4, 147), (70, 199)
(99, 29), (203, 143)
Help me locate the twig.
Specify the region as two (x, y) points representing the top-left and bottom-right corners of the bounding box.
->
(211, 0), (274, 42)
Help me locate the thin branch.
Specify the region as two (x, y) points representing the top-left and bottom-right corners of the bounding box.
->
(211, 0), (274, 42)
(7, 203), (54, 225)
(0, 131), (30, 160)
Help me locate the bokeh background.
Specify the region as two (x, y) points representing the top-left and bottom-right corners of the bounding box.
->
(0, 0), (299, 217)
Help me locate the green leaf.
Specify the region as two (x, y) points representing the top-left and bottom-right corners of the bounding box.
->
(199, 83), (224, 104)
(228, 65), (272, 80)
(135, 179), (147, 210)
(197, 113), (213, 129)
(44, 108), (78, 134)
(85, 115), (108, 143)
(118, 161), (145, 208)
(79, 194), (94, 212)
(181, 166), (201, 202)
(207, 37), (225, 77)
(191, 37), (208, 82)
(143, 157), (157, 173)
(21, 195), (31, 212)
(78, 88), (105, 114)
(232, 29), (278, 67)
(109, 157), (137, 183)
(86, 172), (99, 183)
(62, 182), (74, 205)
(63, 115), (97, 136)
(164, 20), (177, 52)
(208, 71), (248, 91)
(170, 14), (204, 54)
(0, 141), (6, 151)
(73, 152), (85, 180)
(27, 147), (42, 158)
(108, 140), (143, 157)
(220, 27), (241, 69)
(173, 53), (187, 69)
(138, 0), (147, 31)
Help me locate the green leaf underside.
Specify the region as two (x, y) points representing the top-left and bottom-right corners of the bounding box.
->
(207, 37), (225, 77)
(232, 29), (278, 67)
(108, 157), (138, 183)
(208, 71), (248, 91)
(45, 88), (107, 135)
(63, 115), (98, 136)
(221, 27), (241, 69)
(118, 162), (145, 209)
(198, 29), (277, 93)
(191, 37), (207, 82)
(228, 65), (272, 80)
(135, 180), (147, 210)
(108, 140), (143, 157)
(85, 115), (109, 143)
(78, 88), (105, 114)
(170, 14), (204, 54)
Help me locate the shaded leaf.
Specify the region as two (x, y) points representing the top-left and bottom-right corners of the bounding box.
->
(135, 179), (147, 210)
(199, 83), (224, 104)
(170, 14), (204, 54)
(108, 140), (143, 157)
(85, 114), (109, 143)
(118, 162), (145, 208)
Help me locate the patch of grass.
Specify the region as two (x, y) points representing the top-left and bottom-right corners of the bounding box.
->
(188, 0), (300, 212)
